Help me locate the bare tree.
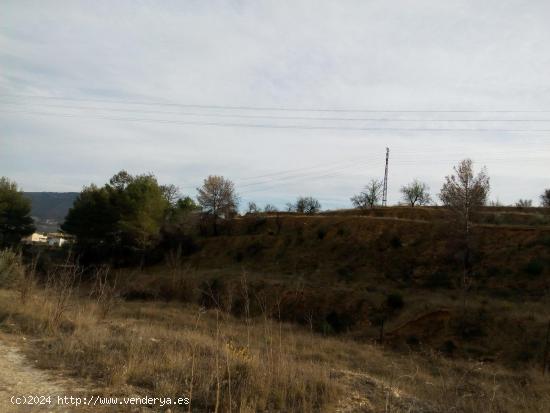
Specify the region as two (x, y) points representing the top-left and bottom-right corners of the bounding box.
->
(515, 199), (532, 208)
(246, 201), (259, 214)
(264, 204), (278, 213)
(294, 196), (321, 214)
(400, 179), (431, 207)
(541, 189), (550, 207)
(439, 159), (490, 230)
(439, 159), (490, 313)
(160, 184), (181, 206)
(196, 176), (239, 235)
(351, 179), (383, 209)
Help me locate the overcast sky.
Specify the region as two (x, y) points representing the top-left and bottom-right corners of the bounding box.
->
(1, 0), (549, 209)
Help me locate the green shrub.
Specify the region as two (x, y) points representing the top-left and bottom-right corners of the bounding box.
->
(485, 266), (501, 278)
(524, 259), (544, 277)
(246, 241), (265, 256)
(390, 235), (402, 248)
(336, 227), (348, 237)
(234, 251), (244, 262)
(440, 340), (457, 355)
(536, 235), (550, 247)
(245, 217), (268, 234)
(454, 310), (488, 340)
(336, 265), (354, 282)
(386, 293), (404, 311)
(423, 271), (453, 289)
(316, 227), (328, 240)
(325, 311), (354, 333)
(406, 335), (420, 347)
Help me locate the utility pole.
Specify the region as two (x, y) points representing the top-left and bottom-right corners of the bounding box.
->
(382, 147), (389, 206)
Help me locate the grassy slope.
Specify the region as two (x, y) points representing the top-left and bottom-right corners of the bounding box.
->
(135, 208), (550, 368)
(2, 206), (550, 411)
(1, 289), (549, 412)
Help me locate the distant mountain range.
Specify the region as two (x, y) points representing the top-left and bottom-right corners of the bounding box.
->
(23, 192), (78, 231)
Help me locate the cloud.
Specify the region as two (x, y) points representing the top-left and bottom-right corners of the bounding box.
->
(1, 0), (549, 208)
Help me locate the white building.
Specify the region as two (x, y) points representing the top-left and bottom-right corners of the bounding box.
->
(47, 237), (67, 247)
(23, 233), (48, 244)
(46, 232), (70, 247)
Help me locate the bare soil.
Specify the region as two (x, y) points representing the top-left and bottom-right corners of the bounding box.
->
(0, 334), (92, 413)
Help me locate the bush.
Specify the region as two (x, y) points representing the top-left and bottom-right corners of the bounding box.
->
(245, 241), (265, 256)
(325, 311), (355, 333)
(0, 249), (23, 288)
(440, 340), (457, 355)
(406, 335), (420, 347)
(423, 271), (453, 289)
(336, 227), (348, 237)
(386, 293), (404, 311)
(293, 196), (321, 214)
(390, 235), (402, 249)
(485, 265), (501, 278)
(316, 226), (328, 240)
(454, 311), (487, 340)
(536, 235), (550, 247)
(245, 216), (268, 234)
(336, 265), (354, 282)
(524, 259), (544, 277)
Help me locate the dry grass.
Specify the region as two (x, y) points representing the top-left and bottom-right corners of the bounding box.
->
(1, 282), (550, 412)
(0, 287), (338, 412)
(1, 245), (550, 412)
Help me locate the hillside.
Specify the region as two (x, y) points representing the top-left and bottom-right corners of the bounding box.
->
(126, 206), (550, 370)
(3, 205), (550, 411)
(23, 192), (78, 231)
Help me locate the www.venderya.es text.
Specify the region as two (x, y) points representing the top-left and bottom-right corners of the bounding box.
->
(10, 395), (190, 408)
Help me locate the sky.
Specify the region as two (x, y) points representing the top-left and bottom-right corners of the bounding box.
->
(1, 0), (549, 209)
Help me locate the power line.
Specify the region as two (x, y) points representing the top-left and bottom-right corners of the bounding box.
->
(3, 100), (550, 122)
(3, 109), (550, 132)
(3, 93), (550, 113)
(238, 156), (547, 195)
(237, 161), (369, 189)
(234, 157), (366, 181)
(239, 167), (367, 195)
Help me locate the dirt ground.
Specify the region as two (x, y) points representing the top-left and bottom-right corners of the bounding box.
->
(0, 333), (92, 412)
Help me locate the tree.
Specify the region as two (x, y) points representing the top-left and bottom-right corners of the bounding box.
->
(160, 184), (181, 207)
(439, 159), (490, 313)
(294, 196), (321, 214)
(400, 179), (431, 207)
(439, 159), (490, 229)
(109, 170), (134, 190)
(516, 199), (532, 208)
(541, 189), (550, 207)
(196, 176), (239, 234)
(247, 201), (260, 214)
(175, 196), (200, 212)
(0, 177), (35, 248)
(162, 195), (200, 253)
(62, 171), (171, 263)
(264, 204), (278, 213)
(116, 174), (170, 251)
(351, 179), (383, 209)
(62, 184), (120, 250)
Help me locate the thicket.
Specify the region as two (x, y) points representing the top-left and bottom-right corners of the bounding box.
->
(62, 171), (199, 266)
